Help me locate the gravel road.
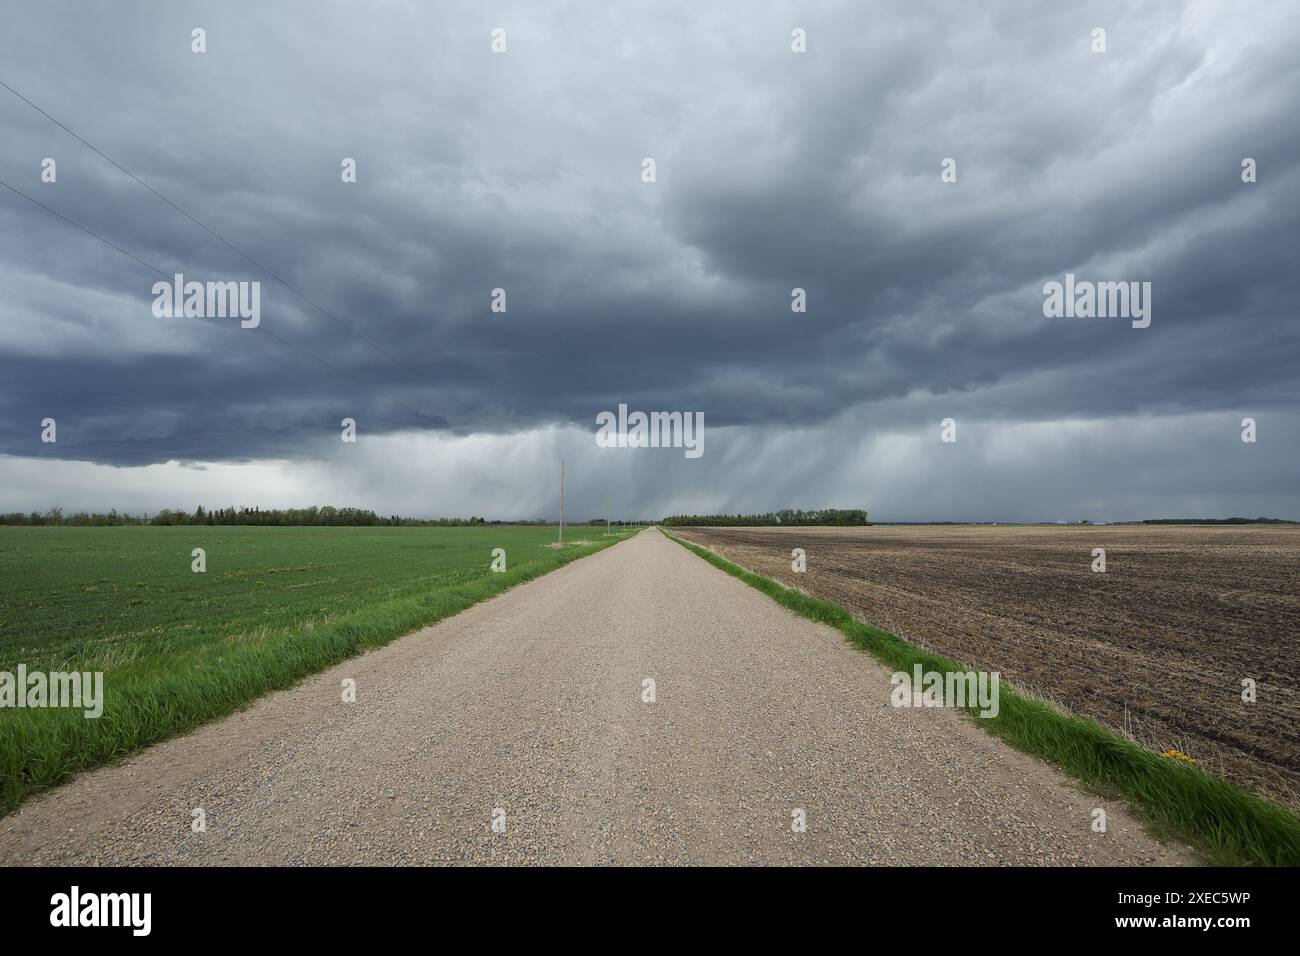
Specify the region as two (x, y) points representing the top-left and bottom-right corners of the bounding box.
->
(0, 528), (1190, 865)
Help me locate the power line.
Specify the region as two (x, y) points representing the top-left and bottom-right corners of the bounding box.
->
(2, 79), (583, 491)
(0, 77), (413, 374)
(2, 175), (568, 483)
(0, 176), (430, 421)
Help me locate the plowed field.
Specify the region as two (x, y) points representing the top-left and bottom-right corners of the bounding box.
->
(672, 525), (1300, 809)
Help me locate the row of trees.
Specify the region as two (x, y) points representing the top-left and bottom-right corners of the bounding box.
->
(1, 509), (666, 528)
(662, 508), (868, 527)
(151, 506), (440, 526)
(0, 507), (496, 527)
(1, 508), (148, 526)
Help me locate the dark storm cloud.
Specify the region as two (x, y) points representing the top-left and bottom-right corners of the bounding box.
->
(0, 0), (1296, 517)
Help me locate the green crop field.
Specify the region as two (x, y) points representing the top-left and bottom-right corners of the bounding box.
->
(0, 525), (630, 814)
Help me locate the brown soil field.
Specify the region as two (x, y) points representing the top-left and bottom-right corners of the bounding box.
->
(671, 524), (1300, 810)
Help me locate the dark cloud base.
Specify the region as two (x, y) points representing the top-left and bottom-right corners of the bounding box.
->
(1, 1), (1296, 518)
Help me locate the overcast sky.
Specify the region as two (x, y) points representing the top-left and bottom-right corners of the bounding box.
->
(1, 0), (1296, 521)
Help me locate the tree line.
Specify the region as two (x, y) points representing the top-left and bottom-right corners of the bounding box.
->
(1, 508), (667, 528)
(661, 508), (868, 527)
(1, 507), (495, 527)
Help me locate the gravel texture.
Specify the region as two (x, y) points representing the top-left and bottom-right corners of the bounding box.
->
(0, 529), (1191, 865)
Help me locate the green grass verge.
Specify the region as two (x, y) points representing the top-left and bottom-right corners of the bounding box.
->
(0, 525), (630, 816)
(665, 531), (1300, 867)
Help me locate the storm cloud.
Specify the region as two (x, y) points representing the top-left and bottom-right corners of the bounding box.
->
(1, 0), (1296, 520)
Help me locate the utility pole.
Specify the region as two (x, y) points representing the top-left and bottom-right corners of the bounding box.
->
(559, 458), (565, 546)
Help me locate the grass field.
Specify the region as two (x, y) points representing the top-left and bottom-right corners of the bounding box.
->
(0, 525), (629, 814)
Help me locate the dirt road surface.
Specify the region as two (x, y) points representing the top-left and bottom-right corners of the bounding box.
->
(0, 529), (1189, 865)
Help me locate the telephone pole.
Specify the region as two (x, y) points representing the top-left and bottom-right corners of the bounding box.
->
(559, 458), (565, 546)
